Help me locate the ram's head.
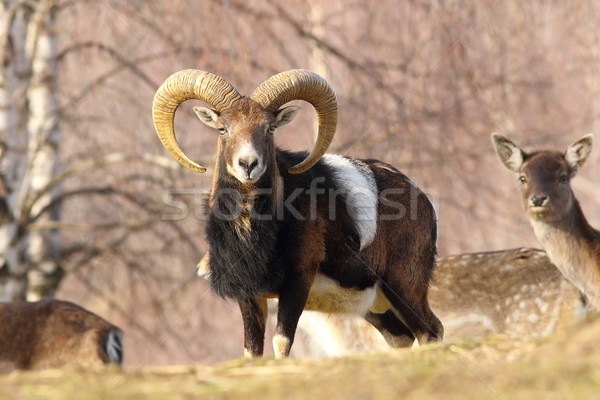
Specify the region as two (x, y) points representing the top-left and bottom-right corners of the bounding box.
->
(152, 69), (338, 183)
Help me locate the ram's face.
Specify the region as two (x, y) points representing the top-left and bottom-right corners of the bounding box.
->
(194, 98), (300, 184)
(152, 69), (338, 178)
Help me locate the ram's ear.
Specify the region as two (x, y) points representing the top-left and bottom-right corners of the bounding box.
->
(193, 106), (220, 129)
(491, 133), (525, 172)
(274, 106), (301, 128)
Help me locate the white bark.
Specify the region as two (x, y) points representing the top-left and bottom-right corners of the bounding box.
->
(307, 0), (330, 141)
(0, 0), (61, 301)
(24, 0), (61, 301)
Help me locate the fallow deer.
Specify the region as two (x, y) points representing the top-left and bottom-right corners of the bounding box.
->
(492, 133), (600, 310)
(0, 300), (123, 373)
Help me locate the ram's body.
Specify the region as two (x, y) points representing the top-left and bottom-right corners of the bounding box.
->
(153, 69), (443, 358)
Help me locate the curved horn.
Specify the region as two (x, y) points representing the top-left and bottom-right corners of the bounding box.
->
(250, 69), (338, 174)
(152, 69), (242, 173)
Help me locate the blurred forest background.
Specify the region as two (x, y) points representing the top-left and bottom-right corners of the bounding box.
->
(0, 0), (598, 366)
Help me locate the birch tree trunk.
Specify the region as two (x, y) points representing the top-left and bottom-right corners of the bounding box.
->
(0, 0), (62, 301)
(307, 0), (330, 141)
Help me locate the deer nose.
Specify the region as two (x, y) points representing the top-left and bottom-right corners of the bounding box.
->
(238, 157), (259, 175)
(530, 194), (549, 207)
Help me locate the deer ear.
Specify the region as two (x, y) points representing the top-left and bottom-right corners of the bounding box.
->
(565, 134), (593, 171)
(491, 133), (524, 172)
(193, 106), (220, 129)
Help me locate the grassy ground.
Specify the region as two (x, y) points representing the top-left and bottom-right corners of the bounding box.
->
(2, 318), (600, 400)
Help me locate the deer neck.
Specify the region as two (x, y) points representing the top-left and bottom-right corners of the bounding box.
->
(529, 201), (600, 309)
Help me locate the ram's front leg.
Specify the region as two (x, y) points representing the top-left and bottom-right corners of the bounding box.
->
(272, 273), (313, 359)
(238, 297), (268, 358)
(273, 215), (324, 358)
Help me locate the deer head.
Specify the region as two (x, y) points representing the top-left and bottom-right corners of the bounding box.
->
(491, 133), (594, 222)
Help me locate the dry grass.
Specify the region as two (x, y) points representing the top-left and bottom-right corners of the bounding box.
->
(2, 317), (600, 400)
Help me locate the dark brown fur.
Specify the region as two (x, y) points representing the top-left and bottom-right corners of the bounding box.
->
(0, 300), (123, 373)
(199, 98), (443, 358)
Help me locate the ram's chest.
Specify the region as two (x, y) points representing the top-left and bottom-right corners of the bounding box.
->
(303, 274), (389, 315)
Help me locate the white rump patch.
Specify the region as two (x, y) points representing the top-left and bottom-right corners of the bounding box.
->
(322, 154), (378, 250)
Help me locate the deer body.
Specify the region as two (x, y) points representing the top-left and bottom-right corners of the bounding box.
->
(290, 248), (585, 358)
(492, 134), (600, 310)
(430, 248), (584, 338)
(0, 300), (123, 373)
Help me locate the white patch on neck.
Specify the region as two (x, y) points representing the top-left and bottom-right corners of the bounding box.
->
(322, 154), (378, 250)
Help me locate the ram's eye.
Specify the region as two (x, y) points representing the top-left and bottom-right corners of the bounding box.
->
(267, 126), (276, 135)
(559, 175), (569, 183)
(217, 127), (227, 135)
(518, 176), (527, 183)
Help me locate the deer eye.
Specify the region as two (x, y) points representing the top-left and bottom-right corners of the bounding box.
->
(518, 176), (527, 183)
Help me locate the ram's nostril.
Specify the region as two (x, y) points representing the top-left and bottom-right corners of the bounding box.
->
(239, 157), (258, 174)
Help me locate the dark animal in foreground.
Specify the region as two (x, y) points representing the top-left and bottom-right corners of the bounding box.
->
(153, 69), (443, 358)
